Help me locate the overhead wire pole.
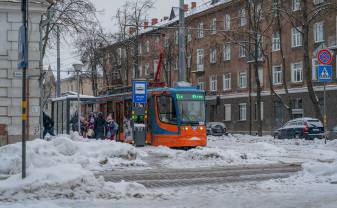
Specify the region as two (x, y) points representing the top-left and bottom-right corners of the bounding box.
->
(56, 25), (61, 97)
(21, 0), (28, 179)
(178, 0), (186, 82)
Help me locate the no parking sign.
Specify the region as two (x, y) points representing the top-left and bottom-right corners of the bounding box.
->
(317, 49), (333, 65)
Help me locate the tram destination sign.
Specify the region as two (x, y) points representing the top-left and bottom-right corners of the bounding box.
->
(176, 94), (204, 101)
(132, 80), (147, 103)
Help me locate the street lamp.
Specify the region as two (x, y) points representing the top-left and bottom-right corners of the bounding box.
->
(73, 63), (83, 136)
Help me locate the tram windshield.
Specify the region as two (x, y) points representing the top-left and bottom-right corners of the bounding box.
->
(176, 93), (206, 125)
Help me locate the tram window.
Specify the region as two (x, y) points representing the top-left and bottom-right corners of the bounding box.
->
(157, 96), (177, 124)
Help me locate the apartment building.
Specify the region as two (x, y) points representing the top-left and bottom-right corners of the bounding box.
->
(103, 0), (337, 134)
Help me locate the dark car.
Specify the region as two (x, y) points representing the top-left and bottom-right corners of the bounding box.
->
(206, 122), (227, 136)
(273, 117), (324, 140)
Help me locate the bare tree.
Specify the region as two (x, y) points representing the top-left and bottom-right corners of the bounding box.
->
(41, 0), (97, 59)
(113, 0), (155, 83)
(277, 0), (337, 121)
(75, 25), (114, 96)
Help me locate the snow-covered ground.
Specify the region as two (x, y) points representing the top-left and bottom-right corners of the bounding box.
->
(1, 134), (337, 207)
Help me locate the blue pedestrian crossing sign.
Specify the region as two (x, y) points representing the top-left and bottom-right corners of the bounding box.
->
(318, 65), (332, 82)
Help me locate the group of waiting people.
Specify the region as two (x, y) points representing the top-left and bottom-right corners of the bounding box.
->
(70, 112), (119, 140)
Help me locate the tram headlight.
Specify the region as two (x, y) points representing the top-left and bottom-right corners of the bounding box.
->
(184, 126), (189, 131)
(199, 126), (204, 130)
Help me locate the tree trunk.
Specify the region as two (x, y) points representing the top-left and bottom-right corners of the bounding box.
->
(302, 0), (323, 121)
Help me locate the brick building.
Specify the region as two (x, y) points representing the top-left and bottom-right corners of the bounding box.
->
(102, 0), (337, 134)
(0, 0), (49, 144)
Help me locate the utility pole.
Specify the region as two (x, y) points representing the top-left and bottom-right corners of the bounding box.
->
(56, 25), (61, 97)
(178, 0), (186, 82)
(20, 0), (28, 179)
(73, 63), (83, 136)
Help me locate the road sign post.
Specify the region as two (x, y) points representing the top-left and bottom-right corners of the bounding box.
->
(317, 64), (332, 141)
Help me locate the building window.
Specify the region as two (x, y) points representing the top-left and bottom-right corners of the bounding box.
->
(273, 65), (282, 85)
(144, 63), (150, 76)
(175, 59), (179, 71)
(258, 67), (264, 86)
(210, 48), (217, 64)
(291, 27), (302, 47)
(224, 104), (231, 121)
(224, 14), (231, 31)
(210, 75), (217, 92)
(145, 40), (150, 53)
(254, 102), (264, 120)
(175, 30), (179, 45)
(239, 72), (247, 88)
(239, 43), (246, 58)
(239, 8), (246, 27)
(211, 18), (217, 34)
(239, 103), (247, 121)
(187, 55), (192, 69)
(197, 49), (204, 71)
(139, 65), (142, 77)
(187, 27), (192, 42)
(292, 0), (300, 11)
(314, 0), (324, 5)
(153, 59), (159, 75)
(272, 0), (280, 16)
(314, 21), (324, 43)
(164, 36), (169, 48)
(198, 78), (205, 90)
(223, 73), (231, 90)
(291, 62), (303, 83)
(223, 43), (231, 61)
(138, 43), (142, 55)
(197, 22), (204, 39)
(272, 32), (280, 51)
(312, 58), (319, 80)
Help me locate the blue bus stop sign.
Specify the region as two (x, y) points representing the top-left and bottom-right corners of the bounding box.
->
(318, 65), (332, 82)
(132, 80), (147, 103)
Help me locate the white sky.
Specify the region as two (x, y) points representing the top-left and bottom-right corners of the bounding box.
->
(45, 0), (205, 77)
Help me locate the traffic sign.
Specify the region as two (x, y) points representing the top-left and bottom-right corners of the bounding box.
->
(317, 49), (333, 65)
(318, 65), (332, 82)
(132, 80), (147, 103)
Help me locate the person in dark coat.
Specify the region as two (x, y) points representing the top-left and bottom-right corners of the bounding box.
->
(94, 112), (106, 140)
(43, 112), (55, 139)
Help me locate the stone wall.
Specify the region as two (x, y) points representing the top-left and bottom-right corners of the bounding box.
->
(0, 1), (47, 144)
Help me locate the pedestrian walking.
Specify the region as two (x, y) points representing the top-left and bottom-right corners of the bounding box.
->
(105, 114), (115, 140)
(94, 112), (106, 140)
(43, 112), (55, 139)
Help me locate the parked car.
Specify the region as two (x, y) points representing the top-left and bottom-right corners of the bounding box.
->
(327, 125), (337, 140)
(206, 122), (227, 136)
(273, 117), (324, 140)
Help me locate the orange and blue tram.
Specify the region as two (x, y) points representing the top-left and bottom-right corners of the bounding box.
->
(93, 85), (207, 148)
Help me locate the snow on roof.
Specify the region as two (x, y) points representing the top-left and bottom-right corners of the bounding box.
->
(140, 0), (231, 35)
(51, 92), (95, 101)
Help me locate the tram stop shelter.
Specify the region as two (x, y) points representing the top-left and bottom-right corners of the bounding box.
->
(50, 92), (96, 135)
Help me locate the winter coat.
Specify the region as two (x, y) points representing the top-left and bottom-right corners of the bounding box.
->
(94, 117), (106, 139)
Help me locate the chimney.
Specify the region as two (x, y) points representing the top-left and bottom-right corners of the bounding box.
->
(144, 21), (149, 29)
(163, 16), (169, 21)
(191, 2), (197, 9)
(183, 4), (189, 12)
(151, 18), (158, 25)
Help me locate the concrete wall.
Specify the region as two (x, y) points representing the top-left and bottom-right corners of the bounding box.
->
(0, 1), (47, 144)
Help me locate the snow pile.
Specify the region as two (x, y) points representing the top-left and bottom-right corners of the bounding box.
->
(300, 160), (337, 183)
(0, 134), (145, 177)
(184, 147), (245, 163)
(146, 146), (183, 158)
(0, 164), (150, 202)
(0, 135), (156, 201)
(247, 142), (287, 157)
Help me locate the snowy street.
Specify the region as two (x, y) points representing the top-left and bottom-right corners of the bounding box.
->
(1, 134), (337, 207)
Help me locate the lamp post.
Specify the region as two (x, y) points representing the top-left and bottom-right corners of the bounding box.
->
(73, 63), (83, 135)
